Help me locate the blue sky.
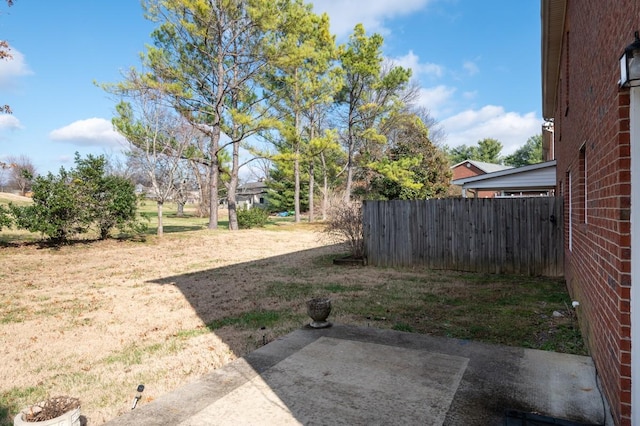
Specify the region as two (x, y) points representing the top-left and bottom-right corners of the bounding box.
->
(0, 0), (543, 177)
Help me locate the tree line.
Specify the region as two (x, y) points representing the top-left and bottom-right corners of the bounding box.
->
(100, 0), (453, 231)
(445, 135), (543, 167)
(0, 0), (545, 240)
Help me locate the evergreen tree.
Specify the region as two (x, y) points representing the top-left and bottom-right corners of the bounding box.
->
(504, 134), (543, 167)
(368, 112), (451, 200)
(446, 138), (504, 165)
(338, 23), (412, 202)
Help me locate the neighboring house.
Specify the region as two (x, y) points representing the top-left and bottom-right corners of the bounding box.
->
(450, 160), (513, 197)
(134, 184), (200, 204)
(542, 1), (640, 424)
(452, 160), (557, 198)
(220, 181), (268, 209)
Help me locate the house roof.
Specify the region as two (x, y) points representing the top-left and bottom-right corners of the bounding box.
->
(541, 0), (567, 119)
(239, 181), (267, 190)
(237, 181), (268, 195)
(452, 160), (557, 192)
(450, 160), (513, 174)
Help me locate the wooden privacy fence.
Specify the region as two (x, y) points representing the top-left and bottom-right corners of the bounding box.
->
(363, 197), (564, 276)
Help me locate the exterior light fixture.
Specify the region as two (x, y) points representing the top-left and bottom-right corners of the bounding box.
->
(620, 31), (640, 87)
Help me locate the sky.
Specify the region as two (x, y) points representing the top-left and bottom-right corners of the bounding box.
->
(0, 0), (543, 178)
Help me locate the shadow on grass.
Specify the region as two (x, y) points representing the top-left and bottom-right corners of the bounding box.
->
(147, 245), (357, 352)
(0, 237), (103, 250)
(143, 220), (229, 235)
(134, 244), (590, 426)
(146, 243), (585, 357)
(0, 403), (11, 426)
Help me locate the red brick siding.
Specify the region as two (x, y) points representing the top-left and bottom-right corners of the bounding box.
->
(451, 163), (499, 198)
(552, 2), (640, 424)
(451, 163), (484, 180)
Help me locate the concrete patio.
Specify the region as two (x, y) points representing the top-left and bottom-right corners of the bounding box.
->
(105, 324), (609, 425)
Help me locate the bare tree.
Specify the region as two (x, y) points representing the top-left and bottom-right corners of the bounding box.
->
(113, 88), (191, 237)
(6, 155), (35, 195)
(412, 105), (447, 147)
(246, 156), (272, 182)
(0, 161), (11, 192)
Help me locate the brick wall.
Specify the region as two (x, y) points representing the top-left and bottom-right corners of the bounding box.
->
(451, 163), (498, 198)
(552, 2), (639, 424)
(451, 162), (484, 180)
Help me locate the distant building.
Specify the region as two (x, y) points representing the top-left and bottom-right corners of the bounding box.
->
(450, 160), (513, 198)
(220, 181), (268, 209)
(452, 161), (557, 198)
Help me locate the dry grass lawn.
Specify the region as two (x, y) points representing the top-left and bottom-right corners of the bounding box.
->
(0, 209), (583, 425)
(0, 224), (339, 424)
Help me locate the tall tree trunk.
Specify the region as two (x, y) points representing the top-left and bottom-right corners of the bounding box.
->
(228, 136), (240, 230)
(308, 159), (314, 222)
(294, 107), (301, 223)
(344, 109), (356, 203)
(294, 153), (300, 223)
(321, 152), (328, 221)
(308, 108), (315, 223)
(208, 134), (220, 230)
(157, 200), (164, 237)
(208, 55), (226, 230)
(198, 161), (210, 218)
(344, 145), (354, 203)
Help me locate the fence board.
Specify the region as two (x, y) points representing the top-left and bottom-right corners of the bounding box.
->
(363, 197), (564, 277)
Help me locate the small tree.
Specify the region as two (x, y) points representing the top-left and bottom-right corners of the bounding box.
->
(72, 153), (143, 239)
(11, 168), (86, 242)
(323, 201), (364, 259)
(113, 99), (193, 237)
(11, 154), (144, 242)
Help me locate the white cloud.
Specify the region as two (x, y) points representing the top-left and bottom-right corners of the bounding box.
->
(463, 61), (479, 76)
(462, 91), (477, 101)
(0, 114), (22, 131)
(313, 0), (432, 38)
(414, 85), (456, 117)
(0, 47), (33, 90)
(49, 118), (127, 148)
(440, 105), (543, 154)
(390, 51), (443, 79)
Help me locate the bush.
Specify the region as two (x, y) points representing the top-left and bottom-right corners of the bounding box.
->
(237, 206), (269, 229)
(11, 168), (87, 242)
(9, 153), (146, 242)
(323, 201), (364, 258)
(0, 205), (12, 231)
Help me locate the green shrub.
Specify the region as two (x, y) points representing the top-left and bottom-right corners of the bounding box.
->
(0, 205), (12, 231)
(237, 206), (269, 229)
(9, 153), (146, 243)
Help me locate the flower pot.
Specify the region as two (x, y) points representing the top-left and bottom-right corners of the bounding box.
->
(306, 297), (332, 328)
(14, 397), (81, 426)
